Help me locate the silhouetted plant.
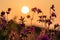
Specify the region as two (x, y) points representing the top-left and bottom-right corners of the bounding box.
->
(19, 16), (25, 28)
(19, 16), (25, 24)
(6, 8), (11, 14)
(37, 8), (46, 28)
(38, 15), (47, 28)
(31, 7), (37, 26)
(47, 4), (56, 30)
(31, 7), (43, 26)
(37, 4), (56, 30)
(50, 4), (56, 20)
(6, 8), (11, 22)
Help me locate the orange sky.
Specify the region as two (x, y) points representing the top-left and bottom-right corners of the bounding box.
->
(0, 0), (60, 29)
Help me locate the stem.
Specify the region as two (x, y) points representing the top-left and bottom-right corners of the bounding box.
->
(42, 12), (44, 27)
(7, 14), (8, 23)
(31, 13), (34, 26)
(48, 8), (51, 30)
(50, 8), (51, 18)
(45, 18), (47, 28)
(47, 8), (51, 31)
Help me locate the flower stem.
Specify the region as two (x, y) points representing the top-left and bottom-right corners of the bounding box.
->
(31, 13), (34, 26)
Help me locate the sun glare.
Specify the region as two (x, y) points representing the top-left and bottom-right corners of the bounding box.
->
(21, 6), (29, 14)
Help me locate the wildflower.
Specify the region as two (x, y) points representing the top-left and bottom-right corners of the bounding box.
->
(1, 11), (5, 17)
(37, 9), (42, 13)
(8, 8), (11, 12)
(32, 7), (37, 12)
(27, 15), (30, 18)
(6, 11), (9, 14)
(51, 4), (55, 11)
(54, 24), (59, 29)
(43, 15), (47, 18)
(51, 12), (56, 17)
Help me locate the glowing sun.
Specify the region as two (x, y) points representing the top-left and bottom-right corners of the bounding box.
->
(21, 6), (29, 14)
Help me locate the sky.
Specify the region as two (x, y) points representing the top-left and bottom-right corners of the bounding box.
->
(0, 0), (60, 29)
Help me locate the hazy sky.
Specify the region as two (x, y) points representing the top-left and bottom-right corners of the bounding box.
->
(0, 0), (60, 29)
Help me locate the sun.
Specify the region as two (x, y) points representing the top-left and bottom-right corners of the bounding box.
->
(21, 6), (29, 14)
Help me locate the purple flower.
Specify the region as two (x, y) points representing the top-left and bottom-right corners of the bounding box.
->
(19, 24), (25, 28)
(37, 34), (49, 40)
(24, 29), (28, 33)
(42, 34), (49, 40)
(30, 26), (34, 32)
